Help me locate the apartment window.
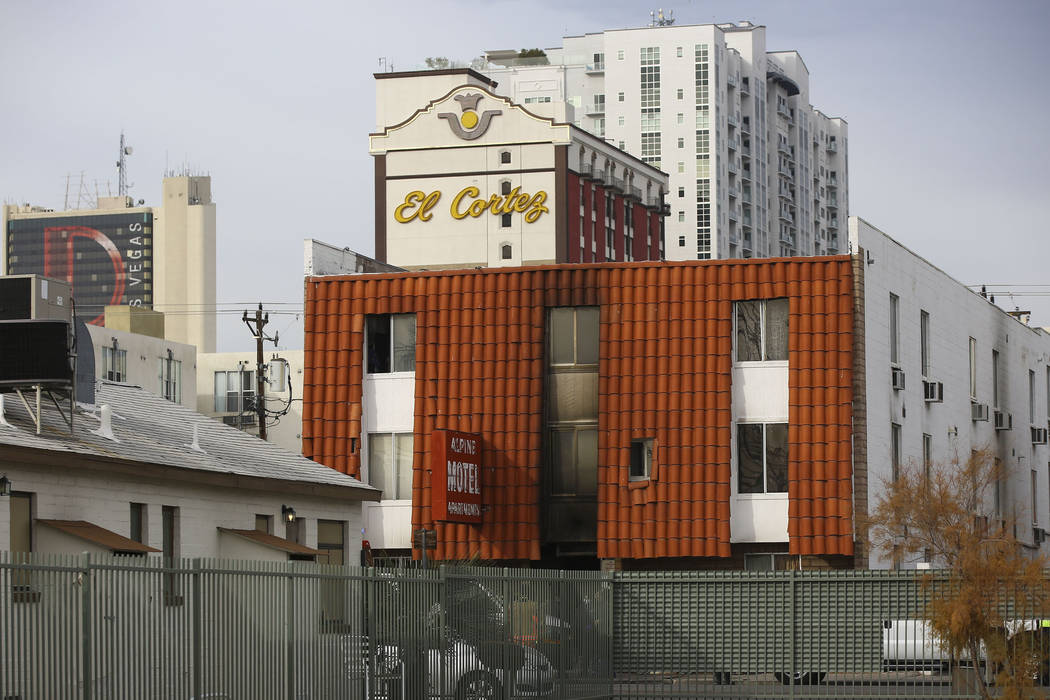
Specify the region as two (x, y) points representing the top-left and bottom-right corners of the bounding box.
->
(922, 434), (932, 478)
(678, 211), (685, 223)
(549, 306), (598, 367)
(992, 349), (1000, 408)
(1030, 369), (1036, 423)
(501, 244), (512, 260)
(130, 503), (147, 543)
(550, 428), (598, 496)
(366, 314), (416, 374)
(368, 433), (414, 499)
(678, 235), (685, 246)
(891, 423), (902, 482)
(617, 115), (624, 127)
(500, 151), (511, 164)
(677, 186), (685, 198)
(617, 49), (624, 60)
(920, 310), (930, 377)
(677, 162), (684, 173)
(676, 46), (683, 58)
(214, 370), (254, 412)
(254, 514), (272, 534)
(889, 293), (900, 365)
(500, 213), (512, 228)
(677, 88), (684, 100)
(158, 353), (181, 403)
(593, 52), (604, 70)
(102, 345), (127, 382)
(969, 337), (978, 400)
(734, 298), (789, 362)
(677, 137), (685, 148)
(737, 423), (788, 494)
(676, 113), (684, 125)
(547, 307), (599, 501)
(617, 91), (624, 102)
(630, 438), (654, 480)
(1033, 470), (1039, 526)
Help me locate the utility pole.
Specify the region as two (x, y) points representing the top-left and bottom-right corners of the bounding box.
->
(242, 303), (279, 441)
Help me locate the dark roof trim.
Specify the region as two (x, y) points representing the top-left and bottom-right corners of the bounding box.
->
(218, 528), (322, 556)
(374, 68), (497, 89)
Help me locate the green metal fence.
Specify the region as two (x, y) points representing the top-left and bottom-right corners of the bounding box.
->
(2, 554), (1045, 699)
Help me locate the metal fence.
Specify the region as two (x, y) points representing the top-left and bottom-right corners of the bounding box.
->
(2, 554), (1047, 699)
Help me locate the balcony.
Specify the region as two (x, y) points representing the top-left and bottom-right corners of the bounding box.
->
(740, 77), (750, 94)
(741, 117), (751, 133)
(727, 113), (738, 128)
(826, 140), (838, 153)
(777, 140), (791, 155)
(728, 209), (739, 223)
(778, 164), (795, 179)
(578, 162), (593, 179)
(586, 62), (605, 74)
(586, 102), (606, 116)
(727, 74), (737, 88)
(728, 185), (740, 199)
(741, 167), (752, 181)
(827, 196), (838, 209)
(728, 160), (739, 175)
(727, 138), (739, 151)
(606, 176), (625, 193)
(829, 216), (839, 229)
(628, 185), (643, 202)
(827, 172), (838, 187)
(779, 229), (796, 246)
(742, 189), (752, 204)
(778, 209), (795, 224)
(777, 103), (791, 119)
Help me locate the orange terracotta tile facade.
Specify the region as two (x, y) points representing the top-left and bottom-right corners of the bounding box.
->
(303, 256), (855, 561)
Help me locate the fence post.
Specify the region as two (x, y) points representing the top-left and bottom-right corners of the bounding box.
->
(191, 559), (202, 700)
(286, 565), (296, 700)
(789, 568), (797, 699)
(81, 552), (92, 700)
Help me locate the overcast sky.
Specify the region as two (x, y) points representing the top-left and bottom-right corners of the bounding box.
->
(2, 0), (1048, 351)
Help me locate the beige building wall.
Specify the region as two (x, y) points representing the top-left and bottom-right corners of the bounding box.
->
(154, 176), (217, 353)
(196, 350), (304, 455)
(84, 322), (197, 408)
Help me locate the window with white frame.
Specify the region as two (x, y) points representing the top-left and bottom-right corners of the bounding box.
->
(920, 310), (930, 377)
(992, 349), (1000, 408)
(1030, 369), (1036, 423)
(734, 298), (789, 362)
(368, 433), (414, 499)
(159, 354), (181, 403)
(366, 314), (416, 374)
(969, 337), (977, 400)
(214, 370), (254, 412)
(630, 438), (654, 480)
(737, 423), (788, 494)
(102, 345), (127, 382)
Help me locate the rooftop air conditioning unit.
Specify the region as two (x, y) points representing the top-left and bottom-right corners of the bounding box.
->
(971, 402), (990, 421)
(891, 366), (906, 391)
(923, 380), (944, 403)
(993, 410), (1012, 431)
(1032, 426), (1048, 445)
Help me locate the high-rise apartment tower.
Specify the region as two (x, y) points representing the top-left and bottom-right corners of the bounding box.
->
(485, 21), (847, 260)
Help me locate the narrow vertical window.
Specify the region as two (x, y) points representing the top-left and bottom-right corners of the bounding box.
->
(630, 438), (654, 480)
(922, 434), (932, 479)
(992, 350), (1000, 409)
(889, 293), (900, 365)
(130, 502), (147, 543)
(920, 310), (930, 377)
(368, 433), (414, 499)
(969, 337), (977, 400)
(1030, 369), (1036, 423)
(162, 505), (181, 604)
(1032, 470), (1039, 526)
(891, 423), (902, 482)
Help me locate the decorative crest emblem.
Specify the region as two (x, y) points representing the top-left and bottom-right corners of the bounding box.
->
(438, 92), (502, 140)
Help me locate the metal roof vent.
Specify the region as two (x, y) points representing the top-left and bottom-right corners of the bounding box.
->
(91, 404), (119, 443)
(186, 423), (206, 454)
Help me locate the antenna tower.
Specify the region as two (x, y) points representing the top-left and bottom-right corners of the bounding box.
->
(649, 8), (676, 26)
(117, 131), (134, 197)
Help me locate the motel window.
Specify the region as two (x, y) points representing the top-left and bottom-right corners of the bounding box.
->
(737, 423), (788, 494)
(969, 337), (977, 400)
(317, 520), (346, 566)
(550, 428), (598, 496)
(891, 423), (902, 482)
(318, 520), (348, 626)
(734, 298), (788, 362)
(162, 505), (181, 604)
(130, 502), (147, 543)
(501, 213), (512, 228)
(102, 345), (127, 382)
(368, 432), (414, 500)
(630, 438), (654, 480)
(214, 370), (254, 412)
(10, 492), (33, 595)
(889, 293), (900, 365)
(159, 354), (181, 403)
(254, 514), (272, 534)
(549, 307), (598, 366)
(920, 310), (930, 377)
(366, 314), (416, 374)
(500, 150), (511, 164)
(501, 243), (512, 260)
(745, 554), (800, 571)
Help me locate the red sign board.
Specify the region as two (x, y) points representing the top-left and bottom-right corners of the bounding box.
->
(430, 430), (483, 524)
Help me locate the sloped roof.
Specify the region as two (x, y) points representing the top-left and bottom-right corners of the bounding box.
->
(37, 519), (160, 553)
(217, 528), (323, 556)
(0, 381), (378, 499)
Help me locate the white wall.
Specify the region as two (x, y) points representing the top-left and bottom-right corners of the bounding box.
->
(85, 324), (197, 408)
(0, 459), (363, 560)
(852, 217), (1050, 568)
(362, 372), (415, 550)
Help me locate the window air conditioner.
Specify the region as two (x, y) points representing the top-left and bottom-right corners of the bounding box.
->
(993, 410), (1012, 431)
(891, 366), (905, 391)
(1031, 426), (1048, 445)
(922, 380), (944, 403)
(971, 402), (989, 422)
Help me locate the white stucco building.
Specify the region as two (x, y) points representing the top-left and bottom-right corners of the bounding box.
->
(851, 217), (1050, 568)
(0, 381), (377, 562)
(483, 21), (847, 262)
